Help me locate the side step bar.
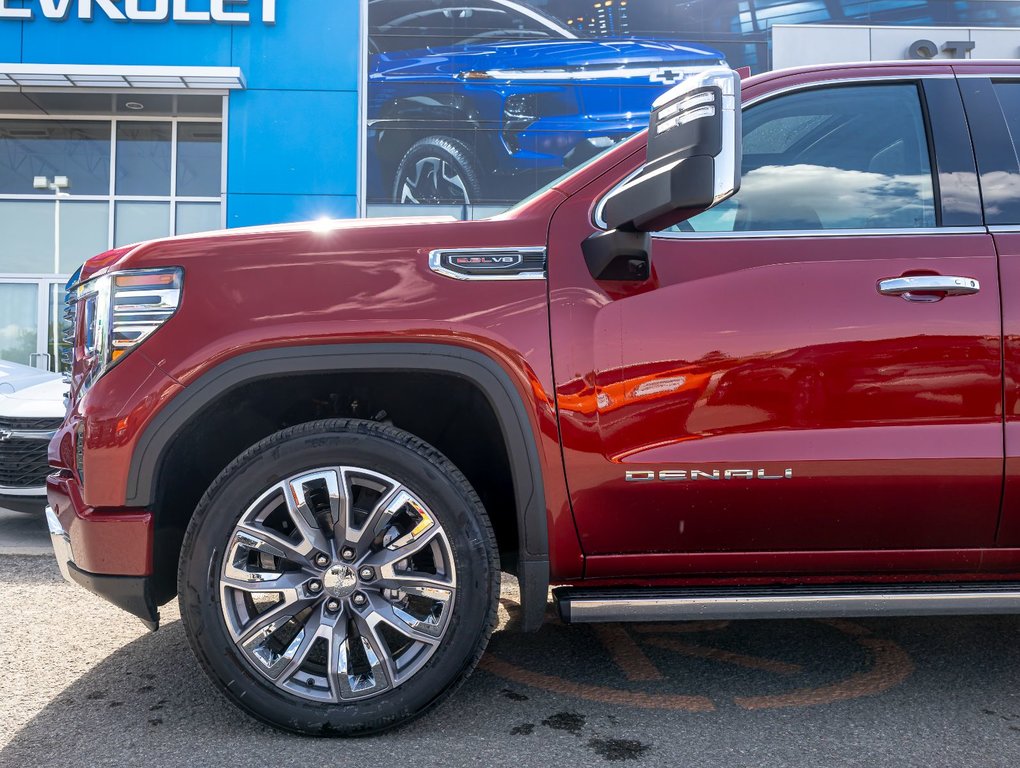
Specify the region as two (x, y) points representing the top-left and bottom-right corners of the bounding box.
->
(555, 583), (1020, 623)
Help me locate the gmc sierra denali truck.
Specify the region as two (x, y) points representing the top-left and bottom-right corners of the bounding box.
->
(46, 59), (1020, 736)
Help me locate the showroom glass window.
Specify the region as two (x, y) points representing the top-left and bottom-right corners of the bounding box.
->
(0, 93), (224, 369)
(0, 93), (225, 276)
(677, 84), (938, 233)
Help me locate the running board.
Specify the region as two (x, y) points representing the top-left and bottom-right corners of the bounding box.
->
(555, 583), (1020, 623)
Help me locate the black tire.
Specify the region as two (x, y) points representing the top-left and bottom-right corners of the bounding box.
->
(392, 136), (482, 205)
(178, 419), (499, 736)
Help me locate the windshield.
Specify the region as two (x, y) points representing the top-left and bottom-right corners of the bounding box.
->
(368, 0), (581, 53)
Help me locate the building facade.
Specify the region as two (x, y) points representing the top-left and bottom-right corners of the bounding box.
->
(3, 0), (1020, 370)
(0, 0), (361, 369)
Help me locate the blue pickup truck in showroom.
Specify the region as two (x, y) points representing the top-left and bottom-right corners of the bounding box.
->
(366, 0), (726, 205)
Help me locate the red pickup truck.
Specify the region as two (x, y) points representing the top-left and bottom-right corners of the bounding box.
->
(46, 58), (1020, 735)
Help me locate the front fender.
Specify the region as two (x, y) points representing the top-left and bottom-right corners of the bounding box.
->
(128, 342), (551, 631)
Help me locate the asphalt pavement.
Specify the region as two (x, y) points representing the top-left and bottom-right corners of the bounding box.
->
(2, 510), (1020, 767)
(0, 506), (49, 556)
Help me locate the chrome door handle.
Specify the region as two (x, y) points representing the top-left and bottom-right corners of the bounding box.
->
(877, 275), (980, 302)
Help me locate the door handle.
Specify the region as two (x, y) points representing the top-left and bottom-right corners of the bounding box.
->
(877, 275), (980, 302)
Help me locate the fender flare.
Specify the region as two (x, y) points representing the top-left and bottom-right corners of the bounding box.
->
(372, 94), (496, 172)
(127, 342), (550, 631)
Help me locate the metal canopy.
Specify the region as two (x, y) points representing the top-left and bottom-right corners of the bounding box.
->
(0, 64), (245, 90)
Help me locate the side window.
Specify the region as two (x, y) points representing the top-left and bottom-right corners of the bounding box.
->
(682, 84), (937, 233)
(370, 0), (470, 53)
(993, 81), (1020, 166)
(993, 81), (1020, 136)
(369, 0), (558, 54)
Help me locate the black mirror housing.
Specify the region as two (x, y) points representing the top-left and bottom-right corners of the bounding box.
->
(600, 67), (741, 233)
(582, 228), (651, 281)
(602, 154), (715, 232)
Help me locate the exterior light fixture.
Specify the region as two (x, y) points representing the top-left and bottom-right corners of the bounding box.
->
(34, 175), (73, 273)
(34, 175), (70, 192)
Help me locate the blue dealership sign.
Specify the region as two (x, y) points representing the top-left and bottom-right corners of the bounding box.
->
(0, 0), (277, 23)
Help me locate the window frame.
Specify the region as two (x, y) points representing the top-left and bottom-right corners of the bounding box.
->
(692, 80), (940, 234)
(963, 76), (1020, 229)
(593, 74), (985, 240)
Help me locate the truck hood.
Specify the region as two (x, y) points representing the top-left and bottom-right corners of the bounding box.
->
(75, 215), (459, 285)
(370, 38), (725, 79)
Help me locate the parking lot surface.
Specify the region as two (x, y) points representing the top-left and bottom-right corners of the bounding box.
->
(3, 509), (1020, 767)
(0, 508), (49, 556)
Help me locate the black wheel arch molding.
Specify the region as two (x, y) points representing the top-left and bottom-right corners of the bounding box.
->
(371, 95), (499, 173)
(372, 93), (486, 130)
(127, 342), (551, 631)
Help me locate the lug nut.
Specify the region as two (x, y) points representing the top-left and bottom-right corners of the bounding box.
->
(352, 592), (367, 607)
(314, 553), (329, 567)
(325, 598), (341, 613)
(308, 580), (322, 594)
(341, 547), (356, 561)
(358, 566), (374, 581)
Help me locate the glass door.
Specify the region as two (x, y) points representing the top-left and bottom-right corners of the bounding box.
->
(0, 282), (39, 367)
(0, 279), (68, 373)
(47, 281), (72, 375)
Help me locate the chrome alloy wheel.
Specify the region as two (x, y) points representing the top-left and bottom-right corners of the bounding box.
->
(219, 467), (457, 703)
(398, 157), (471, 205)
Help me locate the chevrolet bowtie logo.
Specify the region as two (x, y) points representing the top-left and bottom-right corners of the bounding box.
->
(0, 429), (11, 441)
(651, 68), (684, 85)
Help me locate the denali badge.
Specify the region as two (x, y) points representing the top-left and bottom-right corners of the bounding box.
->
(625, 468), (794, 481)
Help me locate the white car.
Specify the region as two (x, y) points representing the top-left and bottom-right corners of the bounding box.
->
(0, 372), (66, 514)
(0, 360), (58, 395)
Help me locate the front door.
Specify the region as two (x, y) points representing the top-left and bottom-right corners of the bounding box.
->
(549, 75), (1003, 563)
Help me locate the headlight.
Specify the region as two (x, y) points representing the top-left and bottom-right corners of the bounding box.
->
(501, 91), (579, 153)
(503, 94), (539, 153)
(73, 267), (183, 388)
(504, 94), (539, 122)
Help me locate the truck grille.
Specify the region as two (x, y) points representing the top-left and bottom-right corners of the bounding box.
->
(0, 416), (62, 431)
(0, 417), (61, 489)
(62, 267), (81, 383)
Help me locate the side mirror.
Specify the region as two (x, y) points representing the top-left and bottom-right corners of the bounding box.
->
(601, 67), (741, 233)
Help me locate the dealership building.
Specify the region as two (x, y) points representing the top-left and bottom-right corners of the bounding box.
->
(2, 0), (1020, 370)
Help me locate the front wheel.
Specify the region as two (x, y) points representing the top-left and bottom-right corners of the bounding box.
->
(178, 419), (499, 735)
(392, 136), (482, 205)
